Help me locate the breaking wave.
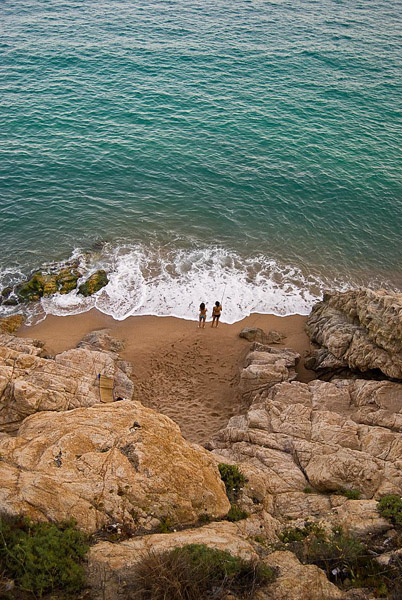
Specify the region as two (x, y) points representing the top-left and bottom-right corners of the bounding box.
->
(0, 243), (337, 325)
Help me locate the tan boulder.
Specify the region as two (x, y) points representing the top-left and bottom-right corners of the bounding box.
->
(0, 400), (230, 533)
(303, 446), (383, 497)
(210, 376), (402, 521)
(256, 551), (342, 600)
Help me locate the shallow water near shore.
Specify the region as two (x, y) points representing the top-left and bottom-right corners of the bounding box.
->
(1, 0), (401, 323)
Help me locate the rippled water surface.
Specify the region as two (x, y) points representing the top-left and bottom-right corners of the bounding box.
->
(1, 0), (401, 321)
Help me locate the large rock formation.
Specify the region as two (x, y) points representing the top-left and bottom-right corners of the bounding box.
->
(305, 288), (402, 379)
(0, 400), (230, 534)
(209, 378), (402, 519)
(239, 342), (300, 401)
(0, 330), (133, 433)
(1, 287), (401, 600)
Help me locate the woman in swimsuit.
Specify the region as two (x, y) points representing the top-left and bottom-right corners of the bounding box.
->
(211, 301), (222, 328)
(199, 302), (207, 328)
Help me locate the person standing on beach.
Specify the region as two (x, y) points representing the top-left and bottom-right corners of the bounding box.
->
(211, 301), (222, 327)
(199, 302), (207, 328)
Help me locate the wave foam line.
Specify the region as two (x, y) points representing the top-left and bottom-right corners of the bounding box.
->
(35, 244), (325, 323)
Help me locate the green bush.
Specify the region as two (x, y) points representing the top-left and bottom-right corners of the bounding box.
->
(378, 495), (402, 528)
(226, 504), (249, 522)
(126, 543), (276, 599)
(198, 513), (211, 524)
(279, 521), (326, 544)
(218, 463), (246, 503)
(0, 515), (88, 598)
(157, 515), (174, 533)
(281, 523), (398, 596)
(336, 488), (361, 500)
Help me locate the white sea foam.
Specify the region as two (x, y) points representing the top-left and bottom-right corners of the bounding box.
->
(34, 244), (327, 323)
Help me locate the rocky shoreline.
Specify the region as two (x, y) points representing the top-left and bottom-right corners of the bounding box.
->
(0, 288), (401, 599)
(1, 263), (109, 306)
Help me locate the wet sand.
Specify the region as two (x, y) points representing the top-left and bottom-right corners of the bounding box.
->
(17, 311), (313, 444)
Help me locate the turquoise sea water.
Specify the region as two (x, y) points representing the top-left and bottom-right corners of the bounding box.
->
(1, 0), (401, 322)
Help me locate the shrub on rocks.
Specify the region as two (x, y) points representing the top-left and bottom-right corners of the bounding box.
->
(336, 488), (361, 500)
(226, 504), (249, 522)
(218, 463), (246, 503)
(125, 543), (276, 599)
(279, 523), (399, 596)
(0, 515), (88, 598)
(377, 495), (402, 528)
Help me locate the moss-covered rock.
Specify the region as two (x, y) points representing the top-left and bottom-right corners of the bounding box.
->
(17, 272), (59, 300)
(42, 274), (59, 296)
(1, 286), (12, 299)
(15, 266), (83, 302)
(56, 267), (82, 294)
(16, 272), (47, 302)
(0, 315), (25, 334)
(78, 270), (108, 297)
(0, 286), (18, 306)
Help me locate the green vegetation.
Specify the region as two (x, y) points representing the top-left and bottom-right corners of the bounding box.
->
(279, 521), (325, 544)
(279, 522), (400, 596)
(157, 515), (175, 533)
(218, 464), (249, 522)
(378, 495), (402, 528)
(126, 543), (276, 599)
(303, 486), (314, 494)
(218, 463), (246, 503)
(0, 515), (88, 598)
(226, 504), (249, 522)
(336, 488), (361, 500)
(197, 513), (211, 524)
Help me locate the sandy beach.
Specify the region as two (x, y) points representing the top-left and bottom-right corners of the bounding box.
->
(17, 311), (312, 444)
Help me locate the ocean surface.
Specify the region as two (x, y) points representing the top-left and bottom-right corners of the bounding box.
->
(1, 0), (401, 323)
